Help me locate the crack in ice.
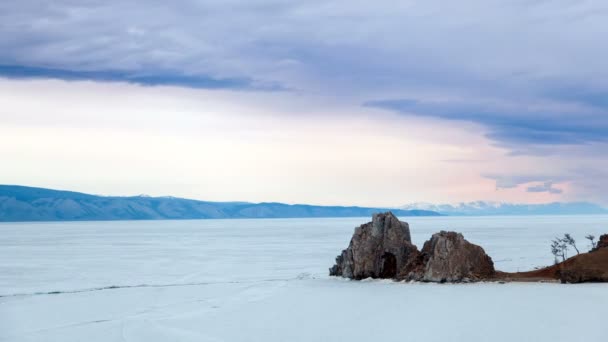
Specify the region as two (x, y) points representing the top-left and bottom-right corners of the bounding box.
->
(0, 276), (313, 299)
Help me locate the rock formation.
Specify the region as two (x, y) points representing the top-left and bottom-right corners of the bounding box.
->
(402, 231), (495, 282)
(330, 212), (604, 284)
(329, 212), (418, 279)
(330, 213), (495, 282)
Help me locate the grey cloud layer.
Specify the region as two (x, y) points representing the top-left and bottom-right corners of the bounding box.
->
(2, 0), (608, 200)
(3, 1), (607, 92)
(365, 97), (608, 147)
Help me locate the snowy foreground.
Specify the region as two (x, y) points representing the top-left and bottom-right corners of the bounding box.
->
(2, 216), (608, 342)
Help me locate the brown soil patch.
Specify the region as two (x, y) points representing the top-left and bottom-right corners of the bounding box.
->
(495, 248), (608, 283)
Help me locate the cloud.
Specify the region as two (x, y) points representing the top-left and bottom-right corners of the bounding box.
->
(543, 84), (608, 111)
(485, 174), (545, 189)
(6, 0), (605, 150)
(2, 0), (608, 203)
(483, 173), (566, 190)
(482, 165), (608, 203)
(2, 0), (608, 97)
(365, 97), (608, 149)
(527, 182), (563, 194)
(0, 64), (271, 90)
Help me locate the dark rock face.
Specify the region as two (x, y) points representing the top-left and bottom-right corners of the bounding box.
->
(592, 234), (608, 252)
(402, 231), (495, 282)
(329, 212), (418, 279)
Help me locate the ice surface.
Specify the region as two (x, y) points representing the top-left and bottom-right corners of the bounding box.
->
(1, 216), (607, 341)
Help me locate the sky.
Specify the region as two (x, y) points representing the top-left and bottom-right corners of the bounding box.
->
(1, 0), (608, 207)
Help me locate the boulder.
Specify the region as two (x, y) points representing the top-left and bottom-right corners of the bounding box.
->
(403, 231), (495, 282)
(329, 212), (418, 279)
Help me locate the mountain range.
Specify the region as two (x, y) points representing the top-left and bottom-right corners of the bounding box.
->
(2, 185), (605, 222)
(0, 185), (438, 222)
(401, 201), (608, 216)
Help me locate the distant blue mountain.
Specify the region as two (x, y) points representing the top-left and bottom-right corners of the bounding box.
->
(0, 185), (439, 222)
(401, 201), (608, 216)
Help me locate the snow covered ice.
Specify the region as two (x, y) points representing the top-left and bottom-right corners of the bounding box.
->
(1, 216), (608, 342)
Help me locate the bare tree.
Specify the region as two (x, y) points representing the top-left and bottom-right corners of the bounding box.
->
(550, 239), (560, 264)
(551, 233), (583, 262)
(586, 234), (596, 250)
(551, 237), (567, 263)
(563, 233), (579, 255)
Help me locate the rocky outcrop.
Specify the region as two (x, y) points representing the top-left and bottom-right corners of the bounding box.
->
(330, 213), (495, 283)
(592, 234), (608, 252)
(329, 212), (418, 279)
(402, 231), (495, 282)
(331, 213), (606, 284)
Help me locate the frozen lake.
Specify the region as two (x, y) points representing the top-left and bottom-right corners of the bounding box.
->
(1, 215), (608, 341)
